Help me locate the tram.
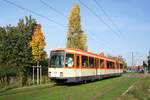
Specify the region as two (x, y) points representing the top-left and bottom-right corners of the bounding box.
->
(48, 48), (123, 83)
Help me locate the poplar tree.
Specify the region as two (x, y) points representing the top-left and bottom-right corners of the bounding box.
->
(30, 24), (46, 66)
(67, 4), (87, 51)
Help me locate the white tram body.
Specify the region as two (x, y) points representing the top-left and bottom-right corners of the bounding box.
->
(48, 48), (123, 83)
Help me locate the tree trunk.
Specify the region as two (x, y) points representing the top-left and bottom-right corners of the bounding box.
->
(6, 75), (10, 86)
(21, 68), (28, 87)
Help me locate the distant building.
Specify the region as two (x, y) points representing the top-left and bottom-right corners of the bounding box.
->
(127, 65), (144, 73)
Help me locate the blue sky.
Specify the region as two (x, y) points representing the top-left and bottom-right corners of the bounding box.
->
(0, 0), (150, 66)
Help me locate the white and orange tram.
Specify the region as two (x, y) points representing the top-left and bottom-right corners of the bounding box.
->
(48, 48), (124, 83)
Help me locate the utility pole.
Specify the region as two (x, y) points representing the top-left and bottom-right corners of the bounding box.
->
(33, 65), (41, 85)
(32, 66), (35, 84)
(37, 65), (39, 84)
(40, 65), (42, 84)
(132, 52), (134, 67)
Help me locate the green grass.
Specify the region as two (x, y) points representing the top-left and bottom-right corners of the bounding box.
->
(0, 75), (139, 100)
(118, 76), (150, 100)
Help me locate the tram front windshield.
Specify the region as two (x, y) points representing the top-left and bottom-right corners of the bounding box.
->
(50, 51), (64, 68)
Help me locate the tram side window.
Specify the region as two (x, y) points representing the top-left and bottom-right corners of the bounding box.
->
(65, 53), (74, 68)
(112, 62), (115, 69)
(116, 63), (119, 69)
(89, 57), (94, 68)
(100, 59), (104, 68)
(82, 56), (88, 67)
(107, 61), (111, 69)
(107, 61), (115, 69)
(107, 61), (109, 68)
(120, 64), (123, 69)
(76, 55), (80, 68)
(95, 58), (99, 68)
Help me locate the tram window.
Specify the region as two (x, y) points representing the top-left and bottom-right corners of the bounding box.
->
(76, 55), (80, 68)
(110, 62), (112, 68)
(112, 62), (115, 69)
(107, 61), (112, 69)
(89, 57), (94, 68)
(107, 61), (109, 68)
(82, 56), (88, 67)
(50, 51), (64, 68)
(100, 59), (104, 68)
(65, 53), (74, 68)
(120, 64), (123, 69)
(116, 63), (119, 69)
(107, 61), (115, 69)
(95, 58), (99, 68)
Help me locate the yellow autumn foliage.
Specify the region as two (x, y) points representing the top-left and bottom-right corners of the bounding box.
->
(30, 24), (46, 62)
(67, 4), (87, 51)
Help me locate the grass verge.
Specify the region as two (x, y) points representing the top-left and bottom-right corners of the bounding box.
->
(0, 75), (139, 100)
(118, 75), (150, 100)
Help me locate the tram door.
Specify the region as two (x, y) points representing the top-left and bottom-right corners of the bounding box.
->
(75, 55), (81, 80)
(95, 58), (99, 79)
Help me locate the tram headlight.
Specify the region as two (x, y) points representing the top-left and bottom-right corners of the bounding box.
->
(60, 72), (63, 77)
(48, 72), (51, 77)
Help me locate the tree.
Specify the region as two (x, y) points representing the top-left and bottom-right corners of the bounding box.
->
(147, 52), (150, 73)
(0, 16), (37, 86)
(17, 16), (36, 86)
(0, 25), (19, 86)
(74, 31), (87, 51)
(30, 24), (46, 65)
(67, 4), (87, 51)
(143, 51), (150, 73)
(143, 52), (150, 73)
(143, 61), (147, 68)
